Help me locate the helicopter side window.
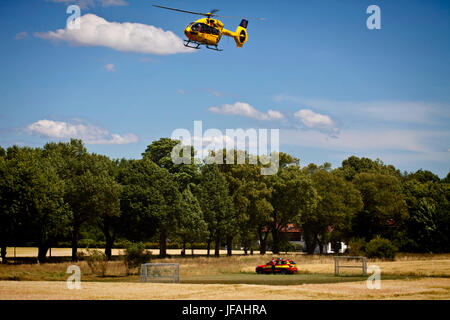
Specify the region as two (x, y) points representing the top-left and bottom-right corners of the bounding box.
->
(199, 23), (219, 35)
(191, 23), (201, 31)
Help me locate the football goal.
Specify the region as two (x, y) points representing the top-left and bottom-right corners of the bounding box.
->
(334, 256), (367, 276)
(140, 263), (180, 283)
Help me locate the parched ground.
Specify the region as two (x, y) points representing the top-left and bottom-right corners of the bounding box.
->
(1, 250), (449, 300)
(0, 278), (449, 300)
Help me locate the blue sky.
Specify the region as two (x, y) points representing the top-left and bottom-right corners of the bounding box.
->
(0, 0), (449, 176)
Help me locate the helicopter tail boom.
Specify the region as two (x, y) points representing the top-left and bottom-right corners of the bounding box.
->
(223, 19), (248, 48)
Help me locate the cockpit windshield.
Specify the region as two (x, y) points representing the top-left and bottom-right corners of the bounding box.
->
(191, 23), (201, 31)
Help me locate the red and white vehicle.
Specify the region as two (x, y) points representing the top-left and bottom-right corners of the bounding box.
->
(255, 258), (298, 274)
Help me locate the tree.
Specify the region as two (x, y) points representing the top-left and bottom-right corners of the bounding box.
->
(408, 169), (440, 184)
(302, 169), (363, 254)
(338, 156), (401, 181)
(177, 186), (208, 255)
(142, 138), (200, 190)
(5, 147), (71, 262)
(196, 164), (234, 257)
(400, 179), (450, 252)
(119, 158), (181, 258)
(43, 139), (89, 261)
(267, 166), (318, 254)
(87, 160), (121, 260)
(213, 149), (267, 256)
(351, 172), (408, 241)
(0, 153), (17, 262)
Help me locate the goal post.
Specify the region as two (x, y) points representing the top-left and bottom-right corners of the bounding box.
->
(334, 256), (367, 276)
(140, 263), (180, 283)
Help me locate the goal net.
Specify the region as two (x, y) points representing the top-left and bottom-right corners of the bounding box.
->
(334, 256), (367, 276)
(140, 263), (180, 283)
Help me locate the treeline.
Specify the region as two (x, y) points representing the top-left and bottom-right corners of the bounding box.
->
(0, 138), (449, 262)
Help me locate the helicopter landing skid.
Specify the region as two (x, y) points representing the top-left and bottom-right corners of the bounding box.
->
(184, 40), (223, 51)
(206, 45), (223, 52)
(184, 40), (201, 49)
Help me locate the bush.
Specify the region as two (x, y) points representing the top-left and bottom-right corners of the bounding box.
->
(278, 240), (296, 253)
(123, 242), (152, 275)
(347, 238), (367, 256)
(365, 237), (398, 260)
(83, 248), (108, 277)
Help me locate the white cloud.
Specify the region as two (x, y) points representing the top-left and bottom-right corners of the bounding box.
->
(14, 31), (29, 40)
(104, 63), (115, 72)
(27, 119), (138, 145)
(274, 95), (449, 125)
(208, 102), (284, 121)
(294, 109), (335, 129)
(35, 14), (191, 55)
(280, 128), (450, 154)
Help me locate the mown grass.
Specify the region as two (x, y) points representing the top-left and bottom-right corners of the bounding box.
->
(180, 273), (410, 286)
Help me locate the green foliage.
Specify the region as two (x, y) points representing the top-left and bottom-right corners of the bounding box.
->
(196, 164), (235, 256)
(352, 172), (408, 240)
(142, 137), (200, 190)
(267, 166), (319, 253)
(347, 238), (367, 256)
(118, 157), (181, 257)
(83, 248), (108, 277)
(364, 237), (398, 260)
(302, 169), (363, 254)
(1, 141), (449, 258)
(177, 186), (209, 251)
(123, 242), (152, 275)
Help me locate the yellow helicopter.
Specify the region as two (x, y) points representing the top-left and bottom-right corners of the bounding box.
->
(153, 5), (264, 51)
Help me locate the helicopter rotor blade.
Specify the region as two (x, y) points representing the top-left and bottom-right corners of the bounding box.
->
(153, 5), (264, 20)
(153, 5), (218, 17)
(214, 15), (266, 21)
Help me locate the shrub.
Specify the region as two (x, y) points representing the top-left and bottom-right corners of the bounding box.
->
(279, 240), (296, 253)
(123, 242), (152, 275)
(347, 238), (367, 256)
(84, 248), (108, 277)
(365, 237), (398, 260)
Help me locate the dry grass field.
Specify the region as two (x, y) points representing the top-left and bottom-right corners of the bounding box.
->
(1, 249), (449, 299)
(0, 278), (449, 300)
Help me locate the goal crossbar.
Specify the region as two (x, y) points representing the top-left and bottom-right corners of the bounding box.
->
(334, 256), (367, 276)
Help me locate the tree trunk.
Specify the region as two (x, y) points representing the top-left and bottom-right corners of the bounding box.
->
(214, 233), (220, 257)
(226, 235), (232, 256)
(271, 227), (280, 254)
(304, 230), (317, 255)
(207, 238), (211, 257)
(38, 245), (48, 263)
(0, 244), (7, 264)
(159, 228), (167, 258)
(258, 230), (268, 255)
(71, 225), (79, 261)
(181, 240), (186, 257)
(104, 231), (114, 260)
